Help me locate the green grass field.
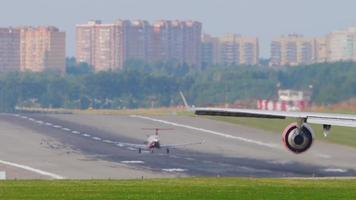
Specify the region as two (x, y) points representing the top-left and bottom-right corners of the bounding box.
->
(0, 178), (356, 200)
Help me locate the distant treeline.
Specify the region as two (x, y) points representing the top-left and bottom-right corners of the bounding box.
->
(0, 59), (355, 112)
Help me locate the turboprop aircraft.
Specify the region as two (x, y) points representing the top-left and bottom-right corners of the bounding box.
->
(180, 92), (356, 154)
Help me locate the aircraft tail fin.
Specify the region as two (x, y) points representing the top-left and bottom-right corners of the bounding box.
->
(179, 91), (192, 111)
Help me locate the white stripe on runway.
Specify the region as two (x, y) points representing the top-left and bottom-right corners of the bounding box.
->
(131, 115), (279, 149)
(0, 159), (64, 179)
(162, 168), (187, 172)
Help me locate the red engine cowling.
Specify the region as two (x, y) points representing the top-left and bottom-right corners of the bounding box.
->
(282, 123), (314, 154)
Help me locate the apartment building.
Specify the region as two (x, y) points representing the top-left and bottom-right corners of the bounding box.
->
(326, 28), (356, 62)
(20, 26), (65, 73)
(182, 21), (202, 67)
(77, 20), (202, 71)
(76, 20), (128, 71)
(270, 34), (315, 66)
(201, 34), (219, 66)
(125, 20), (151, 62)
(0, 28), (20, 73)
(314, 37), (328, 63)
(149, 20), (202, 66)
(203, 33), (259, 66)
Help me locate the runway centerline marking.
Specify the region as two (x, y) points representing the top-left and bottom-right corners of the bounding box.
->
(71, 131), (80, 134)
(162, 168), (188, 172)
(121, 161), (144, 164)
(92, 137), (102, 141)
(323, 168), (347, 173)
(0, 159), (64, 179)
(131, 115), (279, 149)
(62, 128), (71, 132)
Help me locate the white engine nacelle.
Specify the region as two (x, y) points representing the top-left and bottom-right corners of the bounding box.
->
(282, 123), (314, 154)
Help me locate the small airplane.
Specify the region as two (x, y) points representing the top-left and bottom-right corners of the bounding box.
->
(126, 128), (203, 154)
(180, 92), (356, 154)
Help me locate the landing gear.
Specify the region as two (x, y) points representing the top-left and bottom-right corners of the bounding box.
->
(138, 148), (142, 154)
(166, 148), (170, 154)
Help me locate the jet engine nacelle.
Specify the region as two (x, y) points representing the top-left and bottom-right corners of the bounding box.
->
(282, 123), (314, 154)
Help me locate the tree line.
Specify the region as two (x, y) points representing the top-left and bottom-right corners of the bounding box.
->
(0, 59), (355, 112)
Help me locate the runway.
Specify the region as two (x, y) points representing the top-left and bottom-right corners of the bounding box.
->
(0, 113), (356, 179)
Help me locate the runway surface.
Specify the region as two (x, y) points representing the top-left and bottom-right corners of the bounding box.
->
(0, 113), (356, 179)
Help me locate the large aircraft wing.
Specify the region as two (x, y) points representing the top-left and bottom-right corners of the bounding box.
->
(194, 107), (356, 128)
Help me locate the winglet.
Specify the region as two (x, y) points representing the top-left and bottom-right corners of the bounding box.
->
(179, 91), (193, 111)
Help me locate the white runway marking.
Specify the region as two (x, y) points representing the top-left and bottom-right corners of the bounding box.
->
(62, 128), (71, 132)
(162, 168), (188, 172)
(45, 122), (53, 126)
(53, 125), (62, 128)
(0, 159), (64, 179)
(36, 120), (44, 124)
(103, 140), (114, 144)
(323, 168), (347, 173)
(28, 118), (35, 121)
(82, 134), (91, 137)
(116, 143), (125, 147)
(184, 157), (195, 161)
(92, 137), (102, 141)
(121, 161), (144, 164)
(71, 131), (80, 134)
(21, 116), (28, 119)
(131, 115), (279, 149)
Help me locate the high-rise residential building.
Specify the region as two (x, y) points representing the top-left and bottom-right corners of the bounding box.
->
(217, 34), (259, 66)
(270, 34), (315, 66)
(76, 20), (127, 71)
(20, 26), (65, 73)
(77, 20), (202, 70)
(125, 20), (151, 62)
(201, 34), (219, 66)
(149, 20), (202, 66)
(150, 20), (170, 63)
(219, 34), (240, 65)
(239, 36), (259, 65)
(315, 37), (328, 63)
(326, 28), (356, 62)
(0, 28), (20, 73)
(182, 21), (202, 67)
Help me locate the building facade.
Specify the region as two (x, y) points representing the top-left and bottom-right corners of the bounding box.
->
(201, 34), (219, 66)
(0, 28), (20, 73)
(76, 20), (202, 71)
(270, 34), (315, 67)
(149, 20), (202, 66)
(314, 37), (328, 63)
(19, 26), (65, 73)
(125, 20), (151, 62)
(201, 33), (259, 66)
(76, 20), (128, 71)
(326, 28), (356, 62)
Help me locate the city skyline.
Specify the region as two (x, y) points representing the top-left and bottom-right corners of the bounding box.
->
(1, 0), (356, 57)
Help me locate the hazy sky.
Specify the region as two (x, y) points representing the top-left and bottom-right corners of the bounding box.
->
(1, 0), (356, 58)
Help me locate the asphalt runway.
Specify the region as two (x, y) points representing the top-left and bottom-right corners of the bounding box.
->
(1, 113), (356, 179)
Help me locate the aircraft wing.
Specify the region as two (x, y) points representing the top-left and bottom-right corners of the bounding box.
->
(161, 141), (204, 148)
(194, 107), (356, 128)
